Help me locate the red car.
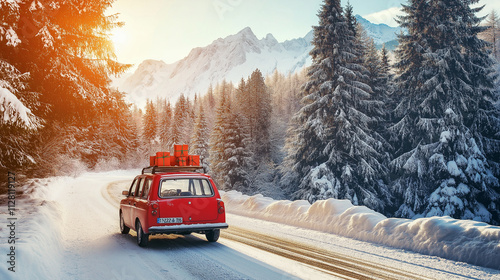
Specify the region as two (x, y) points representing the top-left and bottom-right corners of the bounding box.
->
(119, 166), (228, 247)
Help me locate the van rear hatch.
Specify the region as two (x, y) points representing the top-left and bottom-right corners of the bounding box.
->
(156, 177), (218, 224)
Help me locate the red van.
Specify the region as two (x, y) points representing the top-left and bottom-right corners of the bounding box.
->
(119, 166), (228, 247)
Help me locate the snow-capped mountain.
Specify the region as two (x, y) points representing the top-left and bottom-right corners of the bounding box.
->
(115, 15), (399, 106)
(116, 27), (313, 106)
(355, 15), (402, 45)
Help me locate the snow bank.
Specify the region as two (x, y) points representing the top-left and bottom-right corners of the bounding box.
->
(221, 191), (500, 269)
(0, 178), (66, 279)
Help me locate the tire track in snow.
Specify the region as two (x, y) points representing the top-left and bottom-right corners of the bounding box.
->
(223, 226), (432, 280)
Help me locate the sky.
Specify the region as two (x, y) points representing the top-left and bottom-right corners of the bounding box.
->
(107, 0), (500, 68)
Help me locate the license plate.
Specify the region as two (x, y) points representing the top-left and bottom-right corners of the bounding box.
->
(157, 217), (183, 224)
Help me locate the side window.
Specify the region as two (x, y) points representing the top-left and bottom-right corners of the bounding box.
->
(140, 178), (152, 200)
(132, 178), (142, 197)
(199, 180), (214, 196)
(128, 179), (137, 197)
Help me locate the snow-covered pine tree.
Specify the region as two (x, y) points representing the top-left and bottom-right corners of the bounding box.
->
(206, 84), (216, 110)
(236, 69), (272, 160)
(0, 61), (41, 176)
(83, 90), (137, 168)
(5, 0), (130, 123)
(142, 100), (157, 147)
(209, 85), (230, 187)
(364, 39), (388, 101)
(158, 100), (173, 149)
(346, 2), (370, 87)
(344, 1), (357, 37)
(391, 0), (500, 224)
(118, 101), (142, 169)
(191, 103), (210, 173)
(202, 85), (216, 130)
(280, 0), (391, 212)
(184, 96), (195, 144)
(381, 45), (391, 74)
(219, 107), (253, 192)
(1, 0), (131, 176)
(0, 1), (40, 177)
(426, 108), (497, 221)
(483, 10), (500, 61)
(171, 94), (190, 145)
(363, 38), (393, 166)
(380, 44), (394, 95)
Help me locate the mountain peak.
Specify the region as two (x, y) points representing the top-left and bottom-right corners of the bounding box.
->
(263, 33), (279, 49)
(236, 27), (256, 38)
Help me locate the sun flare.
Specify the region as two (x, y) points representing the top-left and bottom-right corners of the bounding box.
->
(110, 28), (128, 48)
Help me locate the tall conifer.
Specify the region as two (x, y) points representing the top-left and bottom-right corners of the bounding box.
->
(281, 0), (390, 211)
(391, 0), (500, 224)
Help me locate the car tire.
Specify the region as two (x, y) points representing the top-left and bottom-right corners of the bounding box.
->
(120, 211), (130, 234)
(206, 229), (220, 242)
(136, 220), (149, 247)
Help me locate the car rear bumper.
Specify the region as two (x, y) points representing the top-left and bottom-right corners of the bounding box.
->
(148, 223), (228, 234)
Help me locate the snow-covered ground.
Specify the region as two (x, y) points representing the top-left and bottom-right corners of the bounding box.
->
(221, 190), (500, 270)
(0, 170), (499, 279)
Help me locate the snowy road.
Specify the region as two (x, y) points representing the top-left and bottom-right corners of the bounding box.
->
(1, 170), (499, 279)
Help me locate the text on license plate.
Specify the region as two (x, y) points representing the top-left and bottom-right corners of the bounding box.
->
(158, 217), (183, 224)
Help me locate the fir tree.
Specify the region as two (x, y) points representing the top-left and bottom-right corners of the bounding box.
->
(159, 100), (173, 149)
(191, 103), (210, 172)
(0, 0), (130, 177)
(344, 1), (357, 37)
(380, 44), (393, 94)
(391, 0), (500, 224)
(206, 84), (216, 110)
(381, 44), (391, 74)
(237, 69), (272, 159)
(364, 39), (386, 100)
(219, 108), (253, 192)
(172, 94), (189, 145)
(484, 10), (500, 61)
(281, 0), (391, 212)
(209, 85), (230, 187)
(2, 0), (130, 123)
(142, 100), (157, 146)
(0, 61), (41, 178)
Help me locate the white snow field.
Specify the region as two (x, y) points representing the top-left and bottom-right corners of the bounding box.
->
(0, 170), (499, 279)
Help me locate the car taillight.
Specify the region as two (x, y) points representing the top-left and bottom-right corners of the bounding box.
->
(217, 199), (225, 214)
(151, 203), (158, 216)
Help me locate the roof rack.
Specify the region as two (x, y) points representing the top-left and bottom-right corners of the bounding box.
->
(142, 166), (204, 174)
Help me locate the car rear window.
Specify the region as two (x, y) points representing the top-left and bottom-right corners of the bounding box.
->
(159, 178), (214, 198)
